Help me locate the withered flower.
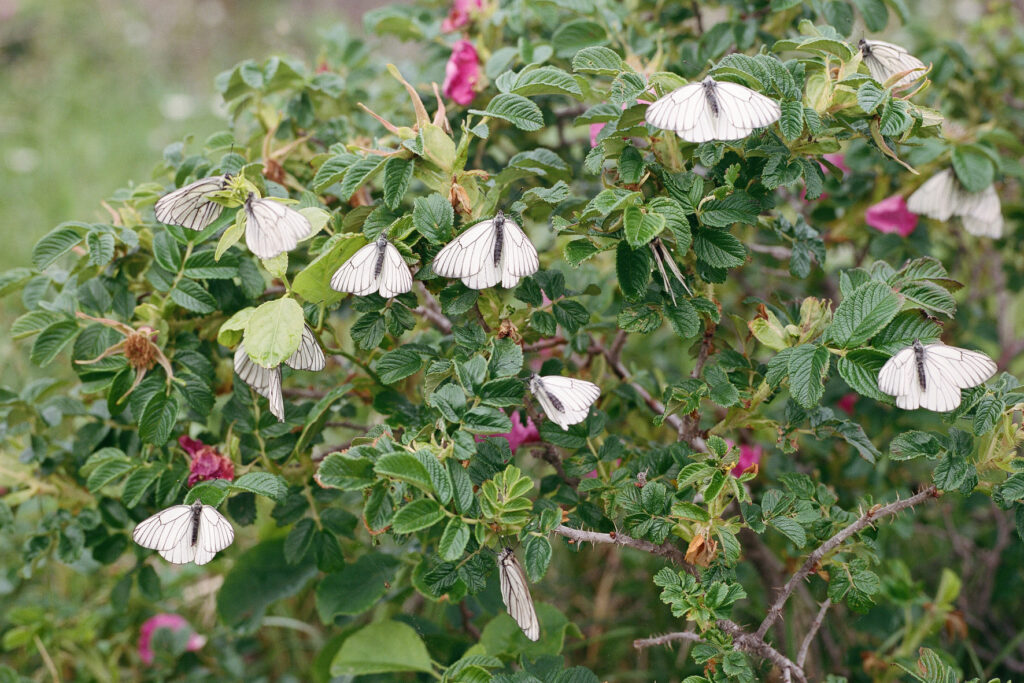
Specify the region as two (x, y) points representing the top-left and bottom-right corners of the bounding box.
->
(75, 312), (174, 400)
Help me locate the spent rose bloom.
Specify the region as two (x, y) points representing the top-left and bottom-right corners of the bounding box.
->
(442, 40), (480, 106)
(865, 194), (918, 237)
(441, 0), (483, 32)
(728, 442), (763, 477)
(180, 436), (234, 487)
(476, 411), (540, 451)
(138, 614), (206, 665)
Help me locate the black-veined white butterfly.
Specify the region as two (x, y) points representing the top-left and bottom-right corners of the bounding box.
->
(645, 77), (781, 143)
(497, 546), (540, 641)
(858, 39), (926, 89)
(243, 192), (313, 259)
(432, 211), (539, 289)
(529, 374), (600, 430)
(907, 169), (1004, 238)
(132, 500), (234, 565)
(330, 234), (413, 298)
(233, 324), (325, 421)
(877, 339), (996, 412)
(154, 174), (232, 232)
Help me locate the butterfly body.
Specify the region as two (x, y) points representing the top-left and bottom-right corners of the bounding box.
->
(492, 211), (505, 265)
(701, 77), (720, 116)
(374, 235), (388, 279)
(529, 374), (600, 430)
(913, 339), (927, 390)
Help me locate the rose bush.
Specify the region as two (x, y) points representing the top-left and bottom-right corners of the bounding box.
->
(2, 0), (1024, 681)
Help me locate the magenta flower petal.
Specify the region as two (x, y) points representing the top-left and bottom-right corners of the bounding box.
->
(866, 194), (917, 237)
(475, 411), (540, 452)
(138, 614), (206, 665)
(182, 436), (235, 487)
(442, 40), (480, 106)
(837, 393), (857, 416)
(729, 443), (764, 477)
(441, 0), (483, 32)
(822, 153), (850, 174)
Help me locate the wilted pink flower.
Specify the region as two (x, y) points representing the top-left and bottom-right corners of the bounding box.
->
(138, 614), (206, 665)
(730, 443), (763, 477)
(441, 0), (483, 32)
(837, 393), (857, 416)
(476, 411), (540, 451)
(180, 436), (235, 487)
(865, 194), (917, 237)
(442, 40), (480, 106)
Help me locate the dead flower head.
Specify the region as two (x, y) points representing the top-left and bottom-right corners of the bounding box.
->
(75, 312), (175, 400)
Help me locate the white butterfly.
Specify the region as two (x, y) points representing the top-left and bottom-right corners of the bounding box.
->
(497, 546), (540, 641)
(907, 169), (1004, 238)
(858, 39), (927, 89)
(432, 211), (539, 289)
(233, 324), (325, 421)
(529, 374), (601, 430)
(132, 500), (234, 565)
(330, 234), (413, 298)
(645, 76), (781, 143)
(243, 193), (313, 259)
(877, 339), (996, 412)
(155, 174), (232, 232)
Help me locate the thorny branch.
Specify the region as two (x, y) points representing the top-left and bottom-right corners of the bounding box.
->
(552, 524), (696, 575)
(414, 283), (452, 335)
(796, 598), (832, 669)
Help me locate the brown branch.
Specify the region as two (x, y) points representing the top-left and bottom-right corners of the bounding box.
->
(691, 0), (704, 34)
(414, 282), (452, 335)
(748, 242), (793, 260)
(523, 337), (567, 352)
(552, 524), (696, 575)
(591, 341), (688, 438)
(719, 619), (807, 683)
(755, 486), (940, 640)
(633, 631), (702, 648)
(796, 598), (831, 669)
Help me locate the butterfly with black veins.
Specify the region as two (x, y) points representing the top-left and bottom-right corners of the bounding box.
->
(529, 374), (601, 430)
(132, 500), (234, 565)
(878, 339), (997, 412)
(497, 546), (540, 641)
(154, 174), (232, 232)
(431, 211), (539, 289)
(330, 234), (413, 298)
(907, 169), (1004, 238)
(233, 324), (326, 421)
(243, 192), (313, 259)
(858, 39), (927, 89)
(644, 76), (781, 143)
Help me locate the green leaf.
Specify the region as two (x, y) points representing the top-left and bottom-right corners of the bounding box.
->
(375, 453), (435, 493)
(552, 20), (609, 57)
(218, 538), (317, 627)
(478, 378), (526, 407)
(510, 66), (583, 97)
(699, 193), (759, 227)
(828, 558), (880, 613)
(0, 267), (33, 297)
(951, 144), (995, 193)
(244, 297), (305, 368)
(30, 320), (80, 367)
(86, 231), (115, 267)
(231, 472), (287, 501)
(439, 518), (470, 561)
(184, 250), (239, 279)
(623, 208), (666, 247)
(391, 498), (445, 534)
(827, 281), (901, 348)
(523, 535), (553, 582)
(316, 452), (376, 490)
(665, 299), (701, 339)
(330, 620), (433, 676)
(705, 365), (740, 407)
(890, 431), (944, 460)
(33, 223), (87, 270)
(616, 241), (651, 300)
(787, 344), (830, 409)
(292, 234), (366, 305)
(973, 394), (1002, 436)
(768, 517), (806, 547)
(856, 81), (886, 113)
(376, 347), (424, 384)
(572, 46), (624, 76)
(152, 231), (182, 272)
(836, 349), (889, 400)
(121, 465), (162, 508)
(139, 393), (179, 446)
(693, 229), (747, 268)
(312, 154), (355, 193)
(852, 0), (888, 30)
(779, 100), (804, 140)
(471, 94), (544, 131)
(463, 406), (513, 435)
(618, 146), (644, 185)
(413, 193), (454, 244)
(316, 553), (400, 621)
(170, 279), (217, 314)
(564, 239), (602, 266)
(339, 156), (387, 201)
(383, 157), (414, 209)
(489, 338), (523, 377)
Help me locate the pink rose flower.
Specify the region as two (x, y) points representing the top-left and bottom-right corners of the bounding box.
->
(822, 153), (850, 174)
(837, 393), (857, 416)
(442, 40), (480, 106)
(476, 411), (540, 451)
(730, 443), (763, 477)
(180, 436), (235, 487)
(441, 0), (483, 33)
(865, 194), (917, 237)
(138, 614), (206, 665)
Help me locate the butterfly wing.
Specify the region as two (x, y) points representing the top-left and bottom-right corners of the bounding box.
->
(234, 343), (285, 421)
(907, 170), (958, 221)
(922, 344), (997, 390)
(432, 219), (497, 281)
(285, 325), (325, 372)
(956, 185), (1003, 238)
(244, 199), (312, 259)
(498, 549), (540, 641)
(918, 355), (965, 413)
(532, 375), (600, 430)
(862, 39), (926, 88)
(193, 506), (235, 566)
(330, 241), (382, 296)
(378, 242), (414, 298)
(644, 83), (710, 140)
(154, 175), (228, 231)
(877, 346), (919, 398)
(132, 505), (195, 551)
(499, 217), (540, 288)
(712, 81), (782, 141)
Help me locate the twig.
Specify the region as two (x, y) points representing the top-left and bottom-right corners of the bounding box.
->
(524, 337), (567, 352)
(33, 635), (60, 683)
(633, 631), (702, 648)
(796, 598), (831, 669)
(691, 0), (704, 34)
(680, 323), (716, 448)
(415, 282), (452, 335)
(552, 524), (696, 575)
(719, 619), (807, 683)
(756, 486), (940, 640)
(748, 243), (793, 260)
(591, 341), (687, 438)
(459, 601), (481, 639)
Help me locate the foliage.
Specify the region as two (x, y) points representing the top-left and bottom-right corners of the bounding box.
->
(3, 0), (1024, 680)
